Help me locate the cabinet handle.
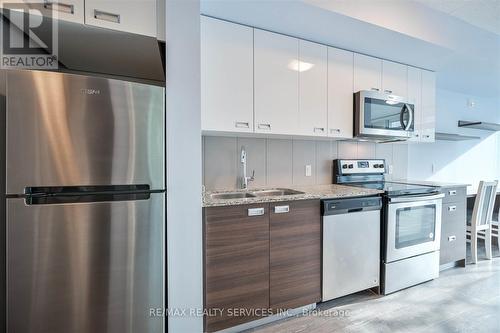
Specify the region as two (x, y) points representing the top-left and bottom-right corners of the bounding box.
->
(94, 9), (121, 23)
(44, 1), (74, 14)
(371, 88), (380, 91)
(424, 135), (431, 138)
(274, 205), (290, 214)
(248, 208), (265, 216)
(448, 206), (457, 212)
(448, 235), (456, 242)
(384, 89), (393, 94)
(235, 121), (250, 129)
(258, 123), (271, 130)
(330, 128), (341, 134)
(448, 190), (457, 196)
(314, 127), (325, 133)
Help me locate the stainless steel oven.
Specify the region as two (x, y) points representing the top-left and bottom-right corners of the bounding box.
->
(385, 193), (444, 263)
(355, 90), (415, 141)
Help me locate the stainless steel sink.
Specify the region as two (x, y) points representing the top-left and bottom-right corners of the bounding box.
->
(210, 192), (256, 200)
(251, 189), (305, 197)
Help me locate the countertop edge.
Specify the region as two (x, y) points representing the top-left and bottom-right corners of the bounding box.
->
(202, 185), (384, 208)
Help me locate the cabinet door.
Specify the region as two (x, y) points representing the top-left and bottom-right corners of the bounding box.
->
(270, 200), (321, 310)
(3, 0), (84, 24)
(407, 66), (422, 142)
(201, 16), (254, 133)
(204, 204), (270, 332)
(328, 47), (354, 138)
(353, 53), (382, 93)
(85, 0), (157, 37)
(298, 40), (327, 137)
(255, 29), (299, 135)
(45, 0), (85, 24)
(421, 70), (436, 142)
(382, 60), (408, 97)
(440, 198), (466, 265)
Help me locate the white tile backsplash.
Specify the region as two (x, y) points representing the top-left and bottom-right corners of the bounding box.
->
(203, 136), (408, 190)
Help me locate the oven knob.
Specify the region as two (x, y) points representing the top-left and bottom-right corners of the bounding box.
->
(348, 164), (354, 169)
(373, 164), (379, 168)
(379, 164), (385, 169)
(342, 164), (348, 169)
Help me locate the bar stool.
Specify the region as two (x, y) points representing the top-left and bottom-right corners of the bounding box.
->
(466, 181), (498, 264)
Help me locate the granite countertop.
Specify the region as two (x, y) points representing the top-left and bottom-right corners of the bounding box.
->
(392, 179), (471, 188)
(203, 184), (383, 207)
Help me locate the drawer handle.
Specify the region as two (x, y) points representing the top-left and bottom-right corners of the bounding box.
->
(44, 1), (74, 14)
(448, 190), (457, 196)
(235, 121), (250, 128)
(330, 128), (341, 134)
(258, 123), (271, 130)
(94, 9), (120, 23)
(248, 208), (264, 216)
(371, 88), (380, 91)
(314, 127), (325, 133)
(448, 206), (457, 212)
(448, 235), (456, 242)
(274, 205), (290, 214)
(384, 89), (393, 94)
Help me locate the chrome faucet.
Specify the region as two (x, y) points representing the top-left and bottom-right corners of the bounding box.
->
(240, 146), (255, 190)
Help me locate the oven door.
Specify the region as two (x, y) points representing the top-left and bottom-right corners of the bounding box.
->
(385, 193), (444, 263)
(355, 90), (415, 139)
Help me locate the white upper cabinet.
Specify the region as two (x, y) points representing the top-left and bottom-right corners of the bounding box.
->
(298, 40), (328, 137)
(44, 0), (85, 24)
(201, 16), (254, 133)
(328, 47), (354, 139)
(353, 53), (382, 92)
(421, 70), (436, 142)
(254, 29), (299, 135)
(382, 60), (408, 98)
(85, 0), (157, 37)
(4, 0), (85, 24)
(407, 66), (422, 142)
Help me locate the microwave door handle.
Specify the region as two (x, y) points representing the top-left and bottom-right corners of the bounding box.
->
(405, 104), (414, 131)
(399, 104), (413, 131)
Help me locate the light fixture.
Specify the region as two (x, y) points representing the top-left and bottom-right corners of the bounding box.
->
(288, 60), (315, 72)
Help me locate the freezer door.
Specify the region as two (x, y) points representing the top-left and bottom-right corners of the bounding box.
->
(6, 70), (165, 194)
(7, 193), (165, 333)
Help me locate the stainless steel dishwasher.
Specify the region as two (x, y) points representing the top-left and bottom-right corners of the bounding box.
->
(322, 196), (382, 301)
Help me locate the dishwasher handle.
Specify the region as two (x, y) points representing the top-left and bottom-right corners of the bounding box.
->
(322, 197), (382, 216)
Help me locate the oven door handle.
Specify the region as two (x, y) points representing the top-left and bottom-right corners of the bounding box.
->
(388, 193), (445, 203)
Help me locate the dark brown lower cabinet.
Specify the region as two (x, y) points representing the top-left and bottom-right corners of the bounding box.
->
(204, 204), (270, 332)
(203, 200), (321, 332)
(269, 200), (321, 310)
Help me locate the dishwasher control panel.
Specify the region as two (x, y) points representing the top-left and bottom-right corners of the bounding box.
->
(322, 196), (382, 216)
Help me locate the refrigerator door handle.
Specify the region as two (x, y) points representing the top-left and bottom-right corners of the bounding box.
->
(23, 185), (163, 205)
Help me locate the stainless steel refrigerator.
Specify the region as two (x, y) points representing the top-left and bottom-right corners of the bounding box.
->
(0, 70), (165, 333)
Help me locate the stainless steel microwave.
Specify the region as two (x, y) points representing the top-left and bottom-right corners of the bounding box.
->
(354, 90), (415, 141)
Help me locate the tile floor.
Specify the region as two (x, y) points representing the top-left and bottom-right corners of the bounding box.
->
(249, 242), (500, 333)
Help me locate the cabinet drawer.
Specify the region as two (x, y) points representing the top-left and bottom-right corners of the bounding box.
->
(441, 187), (467, 204)
(85, 0), (157, 37)
(440, 201), (466, 265)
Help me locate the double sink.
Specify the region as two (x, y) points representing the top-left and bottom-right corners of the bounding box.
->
(210, 188), (304, 200)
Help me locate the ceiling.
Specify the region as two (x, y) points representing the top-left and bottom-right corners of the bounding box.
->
(415, 0), (500, 36)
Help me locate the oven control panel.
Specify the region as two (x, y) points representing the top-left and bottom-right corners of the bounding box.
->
(334, 159), (386, 175)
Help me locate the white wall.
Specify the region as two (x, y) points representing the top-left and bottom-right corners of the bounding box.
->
(407, 89), (500, 194)
(166, 0), (203, 332)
